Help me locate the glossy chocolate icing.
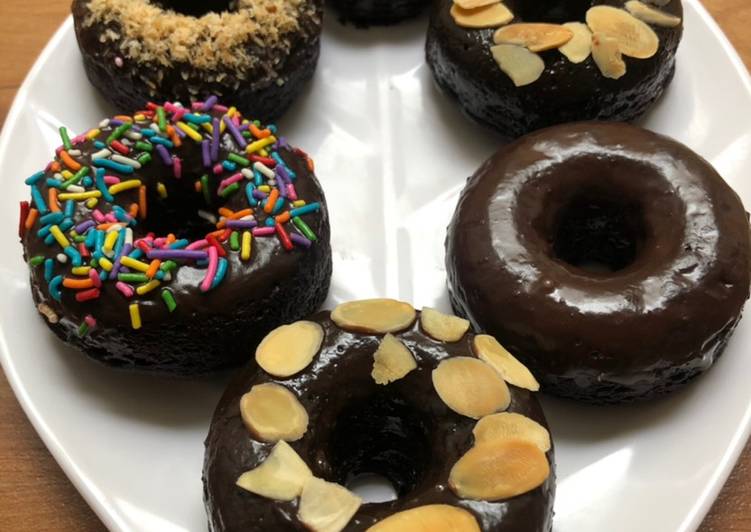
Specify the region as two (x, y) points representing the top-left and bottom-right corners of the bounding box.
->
(203, 310), (556, 531)
(21, 109), (332, 375)
(447, 122), (751, 403)
(329, 0), (430, 26)
(72, 0), (323, 121)
(426, 0), (684, 138)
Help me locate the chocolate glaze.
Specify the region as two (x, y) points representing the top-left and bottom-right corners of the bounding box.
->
(72, 0), (323, 121)
(329, 0), (430, 26)
(426, 0), (683, 138)
(203, 310), (555, 531)
(21, 108), (332, 376)
(446, 122), (751, 403)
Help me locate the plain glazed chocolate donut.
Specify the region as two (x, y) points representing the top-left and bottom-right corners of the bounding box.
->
(446, 122), (751, 403)
(329, 0), (431, 26)
(426, 0), (683, 138)
(203, 301), (555, 531)
(19, 98), (331, 375)
(72, 0), (323, 121)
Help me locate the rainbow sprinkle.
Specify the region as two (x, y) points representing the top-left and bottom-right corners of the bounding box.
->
(20, 98), (321, 332)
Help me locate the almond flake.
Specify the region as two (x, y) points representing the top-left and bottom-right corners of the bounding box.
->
(372, 333), (417, 385)
(559, 22), (593, 63)
(493, 23), (574, 52)
(591, 32), (627, 79)
(331, 299), (416, 334)
(420, 307), (470, 342)
(448, 440), (550, 501)
(432, 357), (510, 419)
(625, 0), (682, 28)
(255, 321), (324, 378)
(490, 44), (545, 87)
(473, 412), (551, 452)
(453, 0), (501, 10)
(236, 441), (313, 501)
(472, 335), (539, 391)
(586, 5), (659, 59)
(450, 2), (514, 29)
(367, 504), (481, 531)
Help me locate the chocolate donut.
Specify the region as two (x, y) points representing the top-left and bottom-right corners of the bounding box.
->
(203, 300), (555, 531)
(426, 0), (683, 138)
(329, 0), (431, 26)
(19, 98), (331, 375)
(446, 122), (751, 403)
(72, 0), (323, 121)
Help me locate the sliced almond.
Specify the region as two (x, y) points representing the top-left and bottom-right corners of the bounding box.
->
(493, 23), (574, 52)
(255, 321), (324, 378)
(298, 477), (362, 532)
(559, 22), (593, 63)
(586, 5), (659, 59)
(37, 303), (59, 324)
(472, 335), (539, 391)
(490, 44), (545, 87)
(236, 441), (313, 501)
(367, 504), (481, 532)
(453, 0), (500, 10)
(625, 0), (682, 28)
(450, 2), (514, 29)
(372, 333), (417, 385)
(331, 299), (416, 334)
(420, 307), (470, 342)
(448, 440), (550, 501)
(432, 357), (510, 419)
(591, 32), (627, 79)
(473, 412), (551, 452)
(240, 383), (309, 442)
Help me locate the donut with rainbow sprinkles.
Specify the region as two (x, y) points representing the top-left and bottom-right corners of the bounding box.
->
(19, 97), (332, 375)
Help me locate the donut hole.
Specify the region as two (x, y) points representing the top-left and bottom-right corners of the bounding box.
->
(346, 474), (398, 503)
(329, 390), (432, 499)
(151, 0), (236, 17)
(552, 192), (646, 273)
(516, 0), (591, 24)
(139, 185), (217, 241)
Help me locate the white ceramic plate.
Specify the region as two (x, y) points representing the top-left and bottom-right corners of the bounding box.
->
(1, 2), (750, 531)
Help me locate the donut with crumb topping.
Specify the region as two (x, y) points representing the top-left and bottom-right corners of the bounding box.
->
(72, 0), (323, 120)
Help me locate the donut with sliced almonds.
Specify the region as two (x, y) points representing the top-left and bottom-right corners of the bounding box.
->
(427, 0), (684, 137)
(204, 301), (556, 531)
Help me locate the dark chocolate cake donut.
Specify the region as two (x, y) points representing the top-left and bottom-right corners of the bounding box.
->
(446, 122), (751, 403)
(72, 0), (323, 121)
(426, 0), (683, 138)
(204, 300), (555, 531)
(19, 98), (331, 375)
(329, 0), (431, 26)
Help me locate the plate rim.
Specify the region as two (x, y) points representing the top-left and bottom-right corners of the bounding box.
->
(1, 3), (750, 531)
(0, 16), (127, 531)
(658, 4), (751, 530)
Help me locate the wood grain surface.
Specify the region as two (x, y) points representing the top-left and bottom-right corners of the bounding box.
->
(1, 0), (750, 530)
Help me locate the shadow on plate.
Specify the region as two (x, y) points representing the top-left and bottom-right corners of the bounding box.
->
(541, 373), (709, 445)
(49, 334), (230, 429)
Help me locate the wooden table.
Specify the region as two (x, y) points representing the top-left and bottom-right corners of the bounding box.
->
(1, 1), (750, 530)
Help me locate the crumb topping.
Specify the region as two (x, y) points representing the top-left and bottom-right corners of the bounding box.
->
(83, 0), (309, 70)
